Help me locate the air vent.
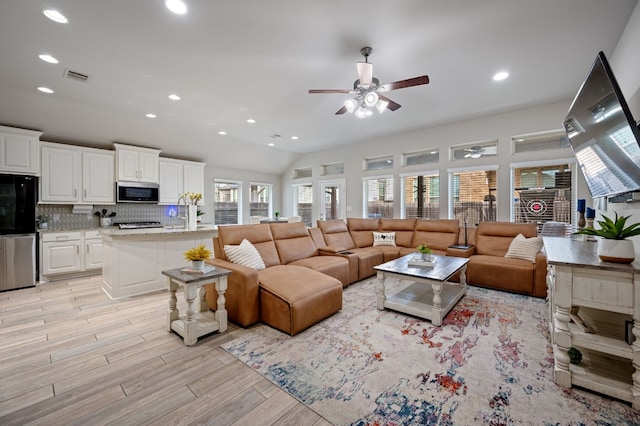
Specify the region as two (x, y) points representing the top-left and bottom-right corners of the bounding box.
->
(63, 68), (90, 83)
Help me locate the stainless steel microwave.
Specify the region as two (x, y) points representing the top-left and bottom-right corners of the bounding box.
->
(116, 181), (159, 203)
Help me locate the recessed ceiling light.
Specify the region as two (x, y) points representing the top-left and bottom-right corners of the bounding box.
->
(165, 0), (187, 14)
(168, 94), (181, 101)
(268, 143), (275, 147)
(43, 9), (68, 24)
(38, 54), (59, 64)
(218, 131), (227, 135)
(37, 86), (54, 94)
(291, 136), (299, 140)
(145, 113), (157, 118)
(247, 119), (256, 124)
(493, 71), (509, 81)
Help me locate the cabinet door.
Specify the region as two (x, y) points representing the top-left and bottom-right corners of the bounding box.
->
(117, 149), (140, 182)
(159, 159), (183, 204)
(0, 132), (40, 175)
(138, 151), (159, 183)
(183, 162), (205, 203)
(42, 241), (82, 275)
(85, 238), (103, 270)
(82, 150), (115, 203)
(40, 145), (81, 203)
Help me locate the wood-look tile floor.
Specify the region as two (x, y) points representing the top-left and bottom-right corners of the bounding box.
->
(0, 275), (332, 425)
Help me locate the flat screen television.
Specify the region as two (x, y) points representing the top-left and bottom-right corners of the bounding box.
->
(563, 51), (640, 199)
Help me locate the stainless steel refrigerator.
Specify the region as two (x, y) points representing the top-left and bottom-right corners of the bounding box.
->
(0, 174), (37, 291)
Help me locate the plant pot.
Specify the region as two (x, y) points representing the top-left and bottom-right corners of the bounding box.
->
(597, 238), (635, 263)
(100, 218), (112, 227)
(38, 222), (48, 230)
(421, 253), (432, 262)
(191, 260), (205, 270)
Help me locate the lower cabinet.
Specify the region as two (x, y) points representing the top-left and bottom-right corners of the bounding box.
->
(41, 230), (104, 279)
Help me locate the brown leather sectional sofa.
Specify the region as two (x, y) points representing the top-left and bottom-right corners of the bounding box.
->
(204, 218), (547, 335)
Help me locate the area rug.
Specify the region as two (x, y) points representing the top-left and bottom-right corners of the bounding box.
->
(221, 278), (640, 425)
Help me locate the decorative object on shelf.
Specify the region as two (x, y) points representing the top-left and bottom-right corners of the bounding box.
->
(187, 205), (197, 230)
(196, 209), (204, 222)
(274, 211), (280, 219)
(577, 199), (586, 229)
(179, 192), (202, 230)
(416, 244), (432, 262)
(183, 244), (212, 270)
(568, 347), (582, 365)
(94, 209), (116, 226)
(574, 212), (640, 263)
(585, 207), (595, 230)
(36, 215), (50, 230)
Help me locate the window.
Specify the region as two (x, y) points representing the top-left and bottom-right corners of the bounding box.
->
(321, 162), (344, 176)
(364, 176), (394, 218)
(403, 149), (439, 166)
(320, 179), (345, 221)
(511, 161), (575, 226)
(512, 130), (570, 154)
(293, 183), (313, 226)
(249, 183), (272, 218)
(294, 167), (312, 179)
(364, 155), (393, 171)
(449, 168), (497, 225)
(214, 180), (241, 225)
(402, 172), (439, 219)
(451, 140), (498, 161)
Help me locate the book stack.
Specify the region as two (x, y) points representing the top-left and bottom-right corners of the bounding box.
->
(181, 265), (216, 274)
(407, 256), (436, 268)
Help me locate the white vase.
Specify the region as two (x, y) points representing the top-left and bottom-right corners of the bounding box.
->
(191, 260), (205, 270)
(187, 205), (198, 230)
(421, 253), (432, 262)
(597, 238), (635, 263)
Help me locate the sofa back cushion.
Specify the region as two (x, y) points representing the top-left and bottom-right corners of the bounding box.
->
(347, 218), (380, 248)
(317, 220), (356, 250)
(270, 222), (318, 264)
(475, 221), (538, 257)
(379, 218), (416, 247)
(216, 224), (281, 267)
(410, 219), (460, 251)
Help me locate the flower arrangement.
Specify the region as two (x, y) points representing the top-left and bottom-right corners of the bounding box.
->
(416, 244), (432, 254)
(36, 214), (50, 225)
(180, 192), (202, 205)
(183, 244), (212, 261)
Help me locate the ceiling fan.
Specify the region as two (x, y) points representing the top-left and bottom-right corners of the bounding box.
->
(464, 146), (497, 158)
(308, 47), (429, 117)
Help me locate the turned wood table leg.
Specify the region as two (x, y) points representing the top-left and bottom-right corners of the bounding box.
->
(168, 277), (179, 332)
(215, 276), (228, 332)
(183, 284), (198, 346)
(431, 280), (443, 326)
(376, 271), (386, 311)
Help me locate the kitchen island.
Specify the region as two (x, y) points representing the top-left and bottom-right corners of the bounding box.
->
(101, 225), (217, 299)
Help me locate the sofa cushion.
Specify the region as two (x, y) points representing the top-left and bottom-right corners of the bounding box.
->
(475, 222), (537, 257)
(317, 220), (356, 250)
(379, 218), (416, 247)
(411, 219), (460, 251)
(505, 233), (543, 263)
(216, 224), (281, 267)
(348, 218), (379, 248)
(466, 255), (535, 295)
(224, 239), (266, 270)
(270, 222), (317, 264)
(373, 231), (396, 246)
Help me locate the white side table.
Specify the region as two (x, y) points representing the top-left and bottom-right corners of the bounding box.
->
(162, 266), (232, 346)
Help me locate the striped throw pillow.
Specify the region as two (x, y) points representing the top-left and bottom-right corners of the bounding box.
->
(224, 239), (266, 270)
(505, 233), (543, 263)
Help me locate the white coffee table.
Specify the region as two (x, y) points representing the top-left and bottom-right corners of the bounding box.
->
(375, 254), (468, 326)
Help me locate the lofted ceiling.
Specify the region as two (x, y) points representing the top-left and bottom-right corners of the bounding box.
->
(0, 0), (637, 175)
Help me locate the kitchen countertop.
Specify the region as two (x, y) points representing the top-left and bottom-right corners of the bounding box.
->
(38, 224), (217, 236)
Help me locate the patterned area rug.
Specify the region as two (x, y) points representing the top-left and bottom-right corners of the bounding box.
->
(221, 278), (640, 425)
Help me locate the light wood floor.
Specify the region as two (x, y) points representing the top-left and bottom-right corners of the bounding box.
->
(0, 275), (332, 425)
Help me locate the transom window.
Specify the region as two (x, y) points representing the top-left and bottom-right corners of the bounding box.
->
(364, 155), (393, 171)
(451, 140), (498, 161)
(512, 130), (570, 154)
(403, 149), (439, 166)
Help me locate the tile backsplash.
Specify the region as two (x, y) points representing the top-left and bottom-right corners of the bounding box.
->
(36, 203), (192, 230)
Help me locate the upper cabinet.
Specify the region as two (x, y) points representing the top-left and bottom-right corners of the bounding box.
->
(40, 142), (115, 204)
(159, 158), (205, 204)
(0, 125), (42, 175)
(114, 143), (161, 183)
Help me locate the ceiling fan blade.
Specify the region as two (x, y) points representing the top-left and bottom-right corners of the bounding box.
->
(335, 106), (348, 115)
(378, 94), (401, 111)
(356, 62), (373, 87)
(308, 89), (352, 94)
(379, 75), (430, 92)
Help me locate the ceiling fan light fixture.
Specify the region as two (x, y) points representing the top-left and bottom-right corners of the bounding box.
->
(344, 98), (358, 113)
(165, 0), (187, 15)
(376, 99), (389, 113)
(364, 91), (379, 107)
(355, 106), (368, 118)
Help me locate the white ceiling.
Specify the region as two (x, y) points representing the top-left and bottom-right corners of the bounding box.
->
(0, 0), (637, 175)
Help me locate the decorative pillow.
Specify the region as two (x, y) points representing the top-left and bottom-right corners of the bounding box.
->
(224, 239), (266, 270)
(373, 231), (396, 247)
(505, 233), (543, 263)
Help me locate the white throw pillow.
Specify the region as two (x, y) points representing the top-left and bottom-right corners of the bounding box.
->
(224, 239), (266, 270)
(373, 231), (396, 247)
(505, 233), (543, 263)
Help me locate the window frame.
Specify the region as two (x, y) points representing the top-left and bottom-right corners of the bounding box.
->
(447, 165), (499, 225)
(400, 170), (440, 219)
(362, 174), (394, 218)
(292, 181), (313, 226)
(213, 178), (243, 225)
(249, 182), (273, 219)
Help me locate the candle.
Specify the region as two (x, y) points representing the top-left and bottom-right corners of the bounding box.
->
(586, 207), (595, 219)
(577, 199), (586, 213)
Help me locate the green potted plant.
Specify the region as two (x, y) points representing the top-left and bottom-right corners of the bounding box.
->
(274, 211), (280, 220)
(574, 212), (640, 263)
(196, 209), (205, 222)
(416, 244), (432, 261)
(183, 244), (212, 270)
(36, 215), (50, 230)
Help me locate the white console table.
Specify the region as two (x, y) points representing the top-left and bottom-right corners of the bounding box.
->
(544, 237), (640, 408)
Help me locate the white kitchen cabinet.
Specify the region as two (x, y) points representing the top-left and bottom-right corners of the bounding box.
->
(114, 143), (161, 183)
(0, 125), (42, 175)
(40, 142), (115, 204)
(41, 232), (83, 275)
(84, 230), (103, 270)
(159, 158), (205, 204)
